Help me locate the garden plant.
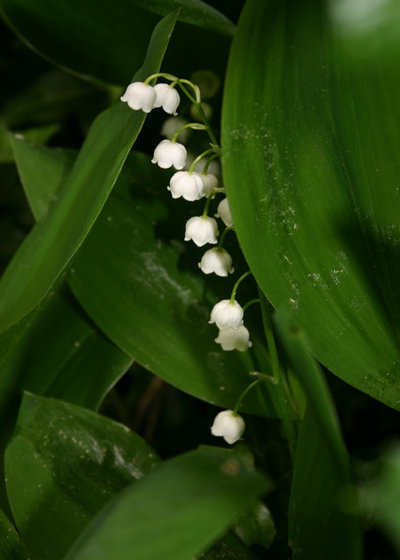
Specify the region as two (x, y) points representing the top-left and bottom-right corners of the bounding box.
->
(0, 0), (400, 558)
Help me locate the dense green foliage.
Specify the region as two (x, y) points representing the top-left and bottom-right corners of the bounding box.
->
(0, 1), (400, 558)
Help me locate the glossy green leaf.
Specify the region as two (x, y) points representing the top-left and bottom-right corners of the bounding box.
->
(0, 508), (28, 560)
(222, 0), (400, 409)
(8, 134), (276, 415)
(5, 393), (159, 560)
(1, 118), (59, 165)
(64, 446), (269, 560)
(0, 11), (178, 334)
(4, 142), (129, 410)
(69, 153), (274, 415)
(10, 137), (75, 221)
(0, 0), (233, 85)
(275, 309), (362, 560)
(1, 289), (132, 411)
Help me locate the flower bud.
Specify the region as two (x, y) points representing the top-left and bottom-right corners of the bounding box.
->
(153, 83), (180, 115)
(198, 248), (233, 277)
(209, 299), (243, 329)
(190, 101), (213, 121)
(191, 70), (220, 99)
(200, 173), (218, 197)
(184, 216), (219, 247)
(216, 197), (234, 227)
(152, 139), (187, 170)
(215, 325), (252, 352)
(168, 171), (205, 201)
(120, 82), (156, 113)
(211, 410), (245, 444)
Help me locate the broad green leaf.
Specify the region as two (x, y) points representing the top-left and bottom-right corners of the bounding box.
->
(4, 142), (127, 409)
(5, 393), (159, 560)
(0, 298), (56, 511)
(0, 0), (233, 85)
(10, 137), (75, 221)
(69, 153), (275, 415)
(222, 0), (400, 409)
(0, 288), (129, 510)
(13, 123), (59, 146)
(0, 11), (178, 333)
(275, 309), (362, 560)
(1, 120), (58, 165)
(1, 289), (132, 411)
(0, 508), (28, 560)
(8, 134), (276, 415)
(64, 446), (270, 560)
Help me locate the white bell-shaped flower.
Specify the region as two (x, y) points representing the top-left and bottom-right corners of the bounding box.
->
(120, 82), (156, 113)
(152, 140), (187, 170)
(198, 248), (233, 277)
(153, 83), (180, 115)
(161, 116), (190, 142)
(184, 216), (219, 247)
(216, 197), (234, 227)
(200, 173), (219, 197)
(215, 325), (252, 352)
(209, 299), (243, 329)
(211, 410), (245, 444)
(168, 171), (205, 201)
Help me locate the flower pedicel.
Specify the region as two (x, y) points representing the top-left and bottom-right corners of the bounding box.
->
(121, 72), (265, 445)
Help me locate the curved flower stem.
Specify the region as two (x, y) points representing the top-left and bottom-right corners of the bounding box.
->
(144, 72), (178, 84)
(243, 298), (261, 313)
(170, 122), (206, 143)
(144, 73), (219, 146)
(177, 80), (218, 145)
(233, 378), (263, 415)
(195, 104), (219, 146)
(218, 226), (235, 249)
(203, 153), (219, 174)
(177, 79), (201, 103)
(188, 148), (216, 173)
(249, 370), (278, 385)
(230, 271), (252, 303)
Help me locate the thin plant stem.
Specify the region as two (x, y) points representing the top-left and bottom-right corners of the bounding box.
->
(203, 153), (219, 174)
(189, 148), (215, 173)
(202, 197), (212, 218)
(233, 379), (263, 415)
(144, 72), (177, 84)
(218, 226), (234, 248)
(243, 298), (261, 313)
(170, 122), (206, 143)
(230, 271), (252, 303)
(177, 81), (218, 145)
(178, 79), (201, 103)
